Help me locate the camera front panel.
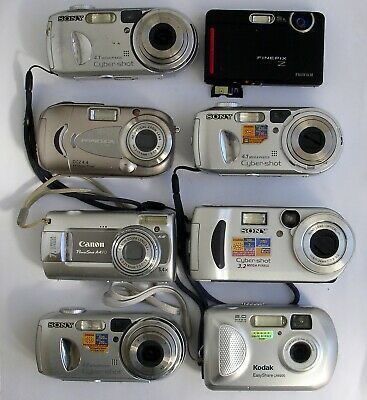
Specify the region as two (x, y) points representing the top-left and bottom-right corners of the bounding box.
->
(203, 306), (337, 390)
(204, 10), (325, 86)
(190, 207), (352, 283)
(36, 310), (185, 382)
(37, 104), (175, 177)
(193, 106), (342, 175)
(41, 211), (175, 282)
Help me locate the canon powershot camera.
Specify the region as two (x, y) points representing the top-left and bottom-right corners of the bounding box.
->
(36, 103), (177, 177)
(190, 207), (354, 283)
(46, 6), (198, 78)
(36, 308), (186, 381)
(41, 210), (175, 281)
(193, 104), (342, 175)
(203, 306), (337, 390)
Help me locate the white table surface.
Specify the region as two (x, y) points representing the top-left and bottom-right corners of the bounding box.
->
(1, 0), (366, 399)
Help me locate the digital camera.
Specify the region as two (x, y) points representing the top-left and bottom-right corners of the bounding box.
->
(190, 207), (354, 283)
(41, 210), (176, 282)
(203, 306), (337, 390)
(193, 104), (342, 175)
(37, 103), (177, 177)
(36, 308), (186, 381)
(205, 10), (324, 90)
(47, 6), (198, 78)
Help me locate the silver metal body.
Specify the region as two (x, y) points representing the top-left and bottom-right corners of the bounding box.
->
(36, 309), (186, 381)
(193, 105), (342, 175)
(203, 306), (337, 391)
(37, 103), (177, 177)
(190, 207), (354, 282)
(41, 210), (176, 282)
(47, 7), (198, 78)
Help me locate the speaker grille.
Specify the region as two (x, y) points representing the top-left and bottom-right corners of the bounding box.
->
(218, 325), (246, 376)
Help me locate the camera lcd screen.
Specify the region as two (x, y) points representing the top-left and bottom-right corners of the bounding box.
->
(242, 212), (267, 225)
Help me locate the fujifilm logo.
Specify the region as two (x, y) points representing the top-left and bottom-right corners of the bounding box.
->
(206, 113), (233, 120)
(79, 241), (105, 248)
(253, 364), (274, 371)
(58, 15), (85, 22)
(257, 56), (287, 67)
(48, 322), (74, 328)
(242, 228), (267, 234)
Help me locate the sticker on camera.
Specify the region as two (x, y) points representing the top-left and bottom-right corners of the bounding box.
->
(251, 331), (274, 341)
(232, 237), (271, 257)
(82, 333), (109, 352)
(242, 125), (268, 144)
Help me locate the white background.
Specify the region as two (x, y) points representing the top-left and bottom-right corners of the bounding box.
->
(0, 0), (366, 399)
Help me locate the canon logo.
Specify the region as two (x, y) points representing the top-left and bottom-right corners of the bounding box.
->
(79, 241), (105, 248)
(242, 228), (267, 234)
(58, 15), (85, 22)
(206, 113), (233, 120)
(48, 322), (74, 329)
(253, 364), (274, 371)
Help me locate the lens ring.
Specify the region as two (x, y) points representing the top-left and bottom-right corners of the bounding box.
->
(121, 317), (186, 380)
(293, 213), (354, 275)
(112, 226), (161, 277)
(281, 335), (319, 372)
(282, 109), (342, 173)
(132, 9), (198, 73)
(290, 12), (315, 33)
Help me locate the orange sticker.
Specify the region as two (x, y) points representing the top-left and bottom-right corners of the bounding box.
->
(82, 333), (109, 353)
(242, 125), (268, 144)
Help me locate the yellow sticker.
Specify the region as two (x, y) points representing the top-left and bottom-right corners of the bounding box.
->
(242, 125), (268, 144)
(251, 331), (274, 341)
(82, 332), (109, 352)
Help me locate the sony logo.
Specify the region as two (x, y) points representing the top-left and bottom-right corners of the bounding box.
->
(58, 15), (85, 22)
(79, 241), (105, 248)
(253, 364), (274, 371)
(48, 322), (74, 328)
(242, 228), (267, 234)
(206, 113), (233, 120)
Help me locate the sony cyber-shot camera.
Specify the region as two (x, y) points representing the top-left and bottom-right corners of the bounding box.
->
(205, 10), (325, 88)
(190, 207), (354, 283)
(203, 306), (337, 391)
(37, 103), (177, 177)
(47, 6), (198, 78)
(36, 308), (186, 381)
(193, 105), (342, 175)
(41, 210), (176, 282)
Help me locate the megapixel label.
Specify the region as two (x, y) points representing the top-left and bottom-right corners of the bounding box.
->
(232, 237), (271, 257)
(242, 125), (268, 144)
(82, 333), (109, 352)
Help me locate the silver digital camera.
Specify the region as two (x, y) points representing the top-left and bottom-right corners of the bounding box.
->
(36, 308), (186, 381)
(203, 306), (337, 391)
(193, 104), (342, 175)
(41, 210), (176, 282)
(190, 207), (354, 283)
(47, 6), (198, 78)
(37, 103), (177, 177)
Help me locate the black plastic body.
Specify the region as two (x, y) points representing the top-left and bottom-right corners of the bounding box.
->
(205, 10), (325, 87)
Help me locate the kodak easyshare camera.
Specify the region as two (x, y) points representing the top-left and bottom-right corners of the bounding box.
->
(46, 6), (198, 78)
(193, 104), (342, 175)
(36, 308), (186, 381)
(203, 306), (337, 391)
(37, 103), (177, 177)
(205, 10), (325, 90)
(41, 210), (176, 282)
(190, 207), (354, 283)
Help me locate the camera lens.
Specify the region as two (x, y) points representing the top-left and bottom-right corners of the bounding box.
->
(122, 240), (146, 265)
(137, 340), (165, 368)
(149, 23), (177, 51)
(291, 12), (314, 32)
(281, 210), (301, 229)
(135, 129), (158, 153)
(289, 341), (312, 364)
(310, 229), (339, 259)
(298, 127), (326, 154)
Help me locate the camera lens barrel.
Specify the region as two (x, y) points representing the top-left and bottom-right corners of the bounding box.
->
(290, 12), (315, 33)
(281, 335), (319, 372)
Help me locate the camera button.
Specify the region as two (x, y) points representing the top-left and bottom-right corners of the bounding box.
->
(69, 5), (95, 11)
(216, 102), (239, 108)
(59, 308), (86, 315)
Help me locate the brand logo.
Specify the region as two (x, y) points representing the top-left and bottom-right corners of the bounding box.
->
(80, 138), (115, 145)
(79, 241), (105, 248)
(48, 322), (74, 328)
(58, 15), (85, 22)
(295, 72), (314, 77)
(253, 364), (274, 371)
(241, 228), (267, 234)
(257, 56), (287, 67)
(206, 113), (233, 120)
